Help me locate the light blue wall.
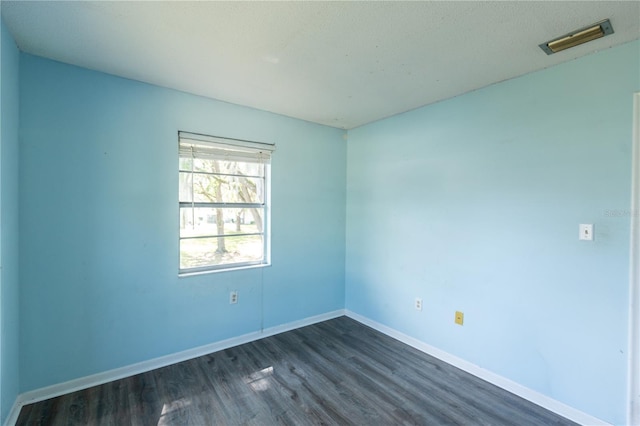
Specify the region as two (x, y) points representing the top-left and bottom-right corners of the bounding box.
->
(19, 54), (346, 392)
(0, 18), (20, 424)
(346, 40), (640, 425)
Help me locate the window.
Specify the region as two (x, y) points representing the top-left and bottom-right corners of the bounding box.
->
(178, 132), (275, 274)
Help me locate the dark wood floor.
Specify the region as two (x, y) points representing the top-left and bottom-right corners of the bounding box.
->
(17, 316), (577, 425)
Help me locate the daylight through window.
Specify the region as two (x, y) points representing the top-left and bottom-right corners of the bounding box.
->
(179, 132), (274, 274)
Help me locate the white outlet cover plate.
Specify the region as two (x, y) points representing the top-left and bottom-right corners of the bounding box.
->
(579, 224), (594, 241)
(415, 298), (422, 310)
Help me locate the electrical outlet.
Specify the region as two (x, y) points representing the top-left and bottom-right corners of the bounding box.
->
(415, 298), (422, 311)
(230, 291), (238, 304)
(455, 311), (464, 325)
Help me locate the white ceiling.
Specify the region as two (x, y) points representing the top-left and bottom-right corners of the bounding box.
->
(2, 1), (639, 129)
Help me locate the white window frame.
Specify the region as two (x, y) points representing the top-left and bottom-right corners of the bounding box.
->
(178, 131), (275, 275)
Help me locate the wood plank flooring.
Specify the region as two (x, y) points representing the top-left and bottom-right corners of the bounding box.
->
(17, 316), (577, 425)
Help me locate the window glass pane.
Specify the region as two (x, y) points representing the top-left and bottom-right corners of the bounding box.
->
(180, 235), (264, 269)
(180, 207), (263, 238)
(179, 172), (192, 202)
(179, 134), (272, 274)
(191, 173), (263, 204)
(193, 158), (264, 177)
(179, 157), (193, 171)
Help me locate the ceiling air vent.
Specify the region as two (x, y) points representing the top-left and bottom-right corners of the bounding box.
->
(539, 19), (614, 55)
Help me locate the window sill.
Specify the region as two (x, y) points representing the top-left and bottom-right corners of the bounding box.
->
(178, 262), (271, 278)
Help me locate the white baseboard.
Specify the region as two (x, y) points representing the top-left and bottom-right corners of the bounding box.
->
(3, 399), (22, 426)
(345, 310), (609, 426)
(9, 309), (345, 424)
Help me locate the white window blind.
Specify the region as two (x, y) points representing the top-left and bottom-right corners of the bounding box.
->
(179, 132), (275, 164)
